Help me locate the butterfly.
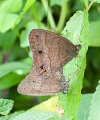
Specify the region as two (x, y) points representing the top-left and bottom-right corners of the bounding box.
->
(17, 29), (81, 96)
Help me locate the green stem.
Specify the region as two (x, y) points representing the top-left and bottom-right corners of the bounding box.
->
(86, 1), (94, 12)
(41, 0), (56, 30)
(56, 0), (68, 33)
(31, 5), (41, 28)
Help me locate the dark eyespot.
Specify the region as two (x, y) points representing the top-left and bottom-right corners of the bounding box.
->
(39, 50), (42, 53)
(40, 66), (43, 69)
(63, 83), (66, 85)
(36, 35), (39, 37)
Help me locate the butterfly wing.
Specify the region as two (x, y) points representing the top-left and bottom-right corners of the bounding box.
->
(29, 29), (77, 79)
(17, 67), (68, 96)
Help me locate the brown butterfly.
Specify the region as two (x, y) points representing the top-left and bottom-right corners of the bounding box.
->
(17, 67), (68, 96)
(17, 29), (81, 96)
(29, 29), (81, 79)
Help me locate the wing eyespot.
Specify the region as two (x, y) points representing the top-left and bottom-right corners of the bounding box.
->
(40, 65), (43, 69)
(36, 35), (39, 37)
(40, 65), (47, 73)
(38, 50), (42, 53)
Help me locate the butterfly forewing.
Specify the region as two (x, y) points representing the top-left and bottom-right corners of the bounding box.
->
(29, 29), (78, 79)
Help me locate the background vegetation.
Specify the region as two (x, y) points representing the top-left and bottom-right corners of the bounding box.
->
(0, 0), (100, 120)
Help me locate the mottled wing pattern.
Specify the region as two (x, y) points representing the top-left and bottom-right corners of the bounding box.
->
(29, 29), (77, 79)
(17, 67), (69, 96)
(17, 29), (81, 96)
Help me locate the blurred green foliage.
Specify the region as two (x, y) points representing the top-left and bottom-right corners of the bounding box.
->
(0, 0), (100, 120)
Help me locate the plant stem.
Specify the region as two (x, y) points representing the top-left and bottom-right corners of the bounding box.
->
(31, 5), (41, 28)
(56, 0), (68, 33)
(41, 0), (56, 30)
(86, 1), (94, 12)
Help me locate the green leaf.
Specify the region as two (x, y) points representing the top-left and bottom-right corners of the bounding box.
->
(0, 62), (30, 78)
(0, 0), (23, 33)
(33, 96), (73, 119)
(0, 98), (14, 115)
(88, 81), (100, 120)
(14, 0), (36, 27)
(21, 57), (32, 67)
(89, 0), (100, 3)
(0, 73), (25, 90)
(84, 0), (88, 8)
(56, 116), (72, 120)
(89, 21), (100, 46)
(0, 111), (24, 120)
(0, 13), (18, 33)
(77, 94), (92, 120)
(58, 10), (89, 119)
(33, 1), (45, 21)
(0, 0), (22, 12)
(0, 30), (17, 52)
(34, 96), (58, 113)
(13, 110), (57, 120)
(23, 0), (36, 12)
(97, 0), (100, 2)
(50, 0), (62, 6)
(62, 11), (84, 44)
